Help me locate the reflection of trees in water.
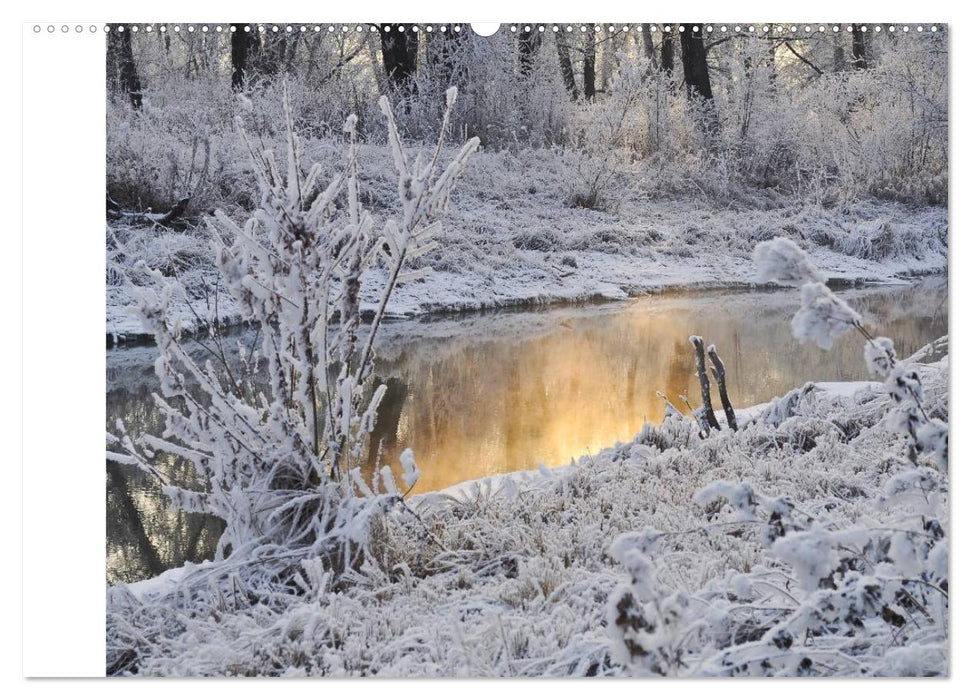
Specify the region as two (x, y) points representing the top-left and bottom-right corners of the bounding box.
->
(850, 282), (948, 333)
(106, 384), (223, 583)
(106, 282), (947, 582)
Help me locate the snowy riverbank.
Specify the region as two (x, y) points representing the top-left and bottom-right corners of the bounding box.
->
(107, 356), (949, 676)
(106, 147), (947, 342)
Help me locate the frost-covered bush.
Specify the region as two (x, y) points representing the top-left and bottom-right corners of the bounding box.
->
(106, 88), (478, 673)
(755, 236), (946, 466)
(560, 54), (646, 211)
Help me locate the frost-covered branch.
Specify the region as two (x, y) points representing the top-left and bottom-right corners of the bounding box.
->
(706, 345), (737, 431)
(689, 335), (720, 432)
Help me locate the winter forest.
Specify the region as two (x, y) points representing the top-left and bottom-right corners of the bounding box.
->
(105, 23), (949, 677)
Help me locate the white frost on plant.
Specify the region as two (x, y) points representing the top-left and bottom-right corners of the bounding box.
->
(791, 282), (862, 350)
(107, 89), (479, 675)
(916, 418), (948, 468)
(107, 361), (949, 677)
(753, 237), (827, 285)
(399, 448), (421, 490)
(865, 336), (897, 377)
(694, 481), (759, 521)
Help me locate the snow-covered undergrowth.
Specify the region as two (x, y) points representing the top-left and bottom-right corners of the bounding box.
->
(106, 149), (949, 340)
(107, 238), (948, 677)
(106, 352), (948, 676)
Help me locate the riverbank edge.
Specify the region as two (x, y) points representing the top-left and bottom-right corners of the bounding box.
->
(106, 254), (946, 347)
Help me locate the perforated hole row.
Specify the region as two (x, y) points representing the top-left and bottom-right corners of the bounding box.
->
(32, 23), (942, 35)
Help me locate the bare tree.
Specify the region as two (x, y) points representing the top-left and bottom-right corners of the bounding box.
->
(641, 24), (658, 70)
(851, 25), (868, 70)
(583, 25), (597, 100)
(426, 28), (464, 100)
(680, 25), (714, 101)
(380, 24), (419, 91)
(519, 27), (542, 76)
(680, 24), (719, 136)
(230, 24), (257, 91)
(690, 335), (721, 432)
(833, 31), (847, 72)
(660, 30), (676, 75)
(707, 345), (738, 431)
(107, 26), (143, 109)
(555, 32), (580, 100)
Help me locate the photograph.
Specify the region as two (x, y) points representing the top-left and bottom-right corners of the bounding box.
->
(102, 22), (948, 677)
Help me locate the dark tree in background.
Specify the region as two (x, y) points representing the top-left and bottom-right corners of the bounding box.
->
(583, 25), (597, 100)
(555, 32), (579, 101)
(640, 24), (658, 70)
(107, 26), (143, 109)
(851, 25), (868, 70)
(680, 25), (714, 101)
(380, 25), (419, 91)
(270, 30), (299, 74)
(660, 30), (676, 75)
(230, 24), (251, 90)
(519, 27), (541, 77)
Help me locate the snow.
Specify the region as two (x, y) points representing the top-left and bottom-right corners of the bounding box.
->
(102, 27), (948, 678)
(864, 336), (897, 377)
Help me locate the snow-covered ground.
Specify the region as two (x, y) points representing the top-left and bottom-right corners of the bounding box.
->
(107, 356), (948, 677)
(106, 146), (947, 342)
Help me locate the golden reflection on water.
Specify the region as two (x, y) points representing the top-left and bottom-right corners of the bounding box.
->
(366, 285), (946, 493)
(106, 282), (947, 581)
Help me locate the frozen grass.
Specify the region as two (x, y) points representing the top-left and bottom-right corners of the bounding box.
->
(106, 145), (948, 340)
(106, 354), (947, 677)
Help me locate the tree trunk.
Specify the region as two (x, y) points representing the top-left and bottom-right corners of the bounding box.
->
(519, 28), (541, 76)
(660, 30), (676, 75)
(641, 24), (658, 70)
(368, 30), (391, 96)
(107, 26), (143, 109)
(583, 25), (597, 100)
(230, 24), (249, 90)
(555, 33), (579, 100)
(767, 41), (777, 87)
(707, 345), (738, 431)
(601, 31), (620, 92)
(833, 32), (847, 72)
(690, 335), (721, 432)
(851, 25), (868, 70)
(380, 24), (419, 91)
(680, 24), (714, 100)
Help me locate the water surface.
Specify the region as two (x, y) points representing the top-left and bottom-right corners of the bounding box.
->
(106, 280), (947, 583)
